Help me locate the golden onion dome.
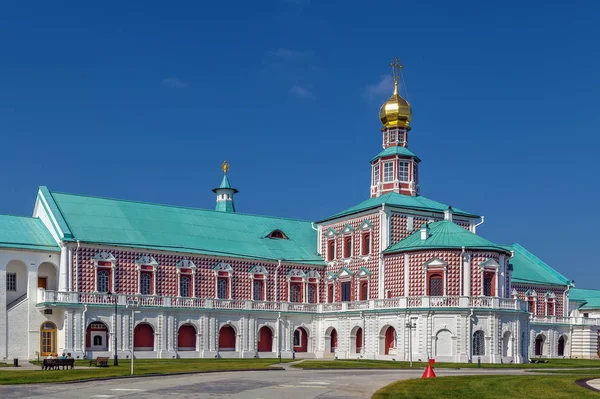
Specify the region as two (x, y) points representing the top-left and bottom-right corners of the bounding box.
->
(379, 80), (412, 128)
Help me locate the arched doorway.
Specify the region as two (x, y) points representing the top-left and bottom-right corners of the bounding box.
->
(473, 330), (485, 356)
(219, 325), (236, 351)
(86, 321), (109, 351)
(257, 326), (273, 352)
(37, 262), (58, 291)
(535, 334), (545, 356)
(380, 325), (396, 355)
(558, 336), (566, 356)
(350, 326), (363, 354)
(134, 323), (154, 351)
(502, 331), (512, 357)
(178, 324), (196, 351)
(435, 329), (452, 357)
(330, 329), (338, 353)
(40, 322), (57, 356)
(293, 327), (309, 352)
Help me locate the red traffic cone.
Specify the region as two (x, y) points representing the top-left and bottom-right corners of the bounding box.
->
(422, 359), (436, 378)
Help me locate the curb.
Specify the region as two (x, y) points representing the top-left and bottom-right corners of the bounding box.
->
(4, 367), (285, 386)
(576, 378), (600, 393)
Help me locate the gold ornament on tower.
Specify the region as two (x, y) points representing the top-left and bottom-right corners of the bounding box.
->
(379, 57), (412, 128)
(221, 160), (230, 174)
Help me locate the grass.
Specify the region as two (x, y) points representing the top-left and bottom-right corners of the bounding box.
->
(0, 358), (290, 385)
(372, 374), (600, 399)
(294, 358), (600, 369)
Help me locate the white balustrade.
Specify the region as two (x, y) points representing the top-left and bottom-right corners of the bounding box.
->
(429, 296), (460, 307)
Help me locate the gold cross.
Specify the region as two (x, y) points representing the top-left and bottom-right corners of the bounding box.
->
(221, 160), (230, 174)
(390, 56), (403, 83)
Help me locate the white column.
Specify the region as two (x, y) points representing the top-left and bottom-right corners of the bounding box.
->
(67, 247), (73, 291)
(464, 254), (471, 297)
(499, 255), (505, 298)
(58, 244), (68, 291)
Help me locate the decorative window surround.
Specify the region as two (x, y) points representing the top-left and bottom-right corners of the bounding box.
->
(423, 258), (448, 296)
(479, 258), (500, 297)
(136, 255), (159, 296)
(357, 267), (371, 301)
(359, 220), (373, 258)
(286, 269), (307, 303)
(326, 272), (336, 303)
(214, 262), (233, 299)
(93, 251), (116, 294)
(307, 270), (321, 304)
(249, 265), (269, 301)
(525, 289), (537, 315)
(326, 228), (338, 262)
(545, 292), (557, 316)
(176, 258), (196, 298)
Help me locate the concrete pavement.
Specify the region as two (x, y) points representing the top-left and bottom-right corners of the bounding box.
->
(0, 367), (531, 399)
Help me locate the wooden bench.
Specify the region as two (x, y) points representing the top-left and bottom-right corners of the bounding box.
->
(41, 358), (75, 370)
(89, 356), (110, 367)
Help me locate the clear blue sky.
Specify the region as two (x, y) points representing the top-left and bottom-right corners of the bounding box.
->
(1, 1), (598, 287)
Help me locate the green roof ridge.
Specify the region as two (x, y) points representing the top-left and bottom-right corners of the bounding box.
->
(384, 220), (508, 254)
(370, 146), (421, 163)
(507, 243), (571, 287)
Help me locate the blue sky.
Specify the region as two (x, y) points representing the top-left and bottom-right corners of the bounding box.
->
(1, 1), (599, 287)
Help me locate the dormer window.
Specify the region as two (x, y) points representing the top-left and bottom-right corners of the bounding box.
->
(267, 230), (288, 239)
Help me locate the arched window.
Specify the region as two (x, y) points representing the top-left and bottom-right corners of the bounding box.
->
(140, 273), (152, 295)
(290, 284), (301, 303)
(361, 233), (371, 255)
(217, 278), (228, 299)
(97, 270), (110, 293)
(180, 276), (191, 297)
(328, 284), (334, 303)
(428, 274), (443, 296)
(535, 334), (544, 356)
(308, 285), (316, 304)
(327, 240), (335, 261)
(360, 281), (368, 300)
(473, 330), (485, 356)
(253, 280), (264, 301)
(343, 236), (352, 258)
(93, 335), (103, 346)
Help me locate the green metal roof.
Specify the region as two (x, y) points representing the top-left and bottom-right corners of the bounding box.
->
(45, 188), (323, 265)
(370, 146), (421, 163)
(568, 288), (600, 310)
(318, 192), (479, 223)
(384, 220), (509, 254)
(507, 244), (571, 287)
(212, 174), (238, 194)
(0, 214), (59, 252)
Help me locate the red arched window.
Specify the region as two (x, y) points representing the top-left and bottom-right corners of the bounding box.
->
(360, 281), (368, 301)
(361, 233), (371, 255)
(327, 240), (335, 261)
(343, 236), (352, 258)
(428, 273), (443, 296)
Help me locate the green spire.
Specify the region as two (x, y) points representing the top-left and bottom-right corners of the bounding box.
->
(219, 174), (232, 189)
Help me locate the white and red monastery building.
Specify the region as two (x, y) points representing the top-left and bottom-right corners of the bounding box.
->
(1, 63), (599, 364)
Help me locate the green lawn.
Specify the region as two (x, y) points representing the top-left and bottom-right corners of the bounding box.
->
(294, 358), (600, 369)
(0, 358), (289, 385)
(372, 374), (600, 399)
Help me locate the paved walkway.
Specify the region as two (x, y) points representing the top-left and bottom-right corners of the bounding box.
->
(583, 378), (600, 392)
(0, 367), (530, 399)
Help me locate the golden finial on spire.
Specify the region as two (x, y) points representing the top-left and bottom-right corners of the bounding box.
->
(221, 160), (230, 174)
(390, 56), (403, 95)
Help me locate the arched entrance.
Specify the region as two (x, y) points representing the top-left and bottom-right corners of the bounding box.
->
(134, 323), (154, 351)
(350, 326), (363, 354)
(324, 327), (337, 353)
(37, 262), (58, 291)
(86, 321), (109, 351)
(535, 334), (545, 356)
(219, 325), (236, 351)
(40, 322), (57, 356)
(177, 324), (196, 351)
(379, 325), (396, 355)
(558, 336), (566, 356)
(293, 327), (309, 352)
(435, 329), (452, 357)
(502, 331), (512, 357)
(257, 326), (273, 352)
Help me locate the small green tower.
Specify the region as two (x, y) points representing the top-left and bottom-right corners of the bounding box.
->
(212, 160), (238, 213)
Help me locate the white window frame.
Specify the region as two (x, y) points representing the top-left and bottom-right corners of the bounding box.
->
(342, 234), (353, 259)
(214, 262), (233, 300)
(92, 251), (116, 294)
(398, 129), (405, 144)
(249, 265), (269, 301)
(373, 163), (380, 184)
(6, 273), (16, 291)
(217, 277), (228, 299)
(97, 269), (110, 293)
(383, 161), (394, 182)
(287, 269), (307, 303)
(389, 129), (397, 143)
(176, 258), (197, 298)
(397, 161), (409, 183)
(140, 272), (152, 295)
(179, 275), (191, 297)
(136, 255), (159, 296)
